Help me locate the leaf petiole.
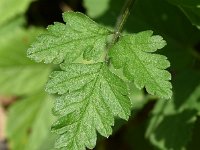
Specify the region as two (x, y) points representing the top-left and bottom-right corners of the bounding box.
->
(113, 0), (135, 43)
(105, 0), (136, 63)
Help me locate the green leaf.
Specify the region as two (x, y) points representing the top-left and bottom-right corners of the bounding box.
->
(45, 63), (131, 150)
(146, 71), (200, 150)
(27, 12), (112, 64)
(7, 92), (55, 150)
(146, 100), (198, 150)
(147, 108), (197, 150)
(172, 71), (200, 110)
(181, 6), (200, 29)
(166, 0), (200, 29)
(0, 0), (32, 26)
(109, 31), (172, 99)
(187, 118), (200, 150)
(84, 0), (109, 18)
(38, 133), (57, 150)
(166, 0), (200, 7)
(0, 25), (51, 96)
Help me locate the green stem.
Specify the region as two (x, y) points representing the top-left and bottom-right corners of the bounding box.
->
(113, 0), (135, 43)
(105, 0), (135, 63)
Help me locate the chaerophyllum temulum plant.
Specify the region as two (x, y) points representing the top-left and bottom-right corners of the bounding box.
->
(27, 0), (172, 149)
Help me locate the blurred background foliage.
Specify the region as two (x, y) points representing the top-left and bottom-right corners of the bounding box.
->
(0, 0), (200, 150)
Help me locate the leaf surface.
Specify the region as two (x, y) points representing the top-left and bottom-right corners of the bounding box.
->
(46, 63), (131, 150)
(27, 12), (112, 64)
(109, 31), (172, 99)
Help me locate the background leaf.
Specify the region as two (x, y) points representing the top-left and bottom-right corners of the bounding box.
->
(146, 71), (200, 150)
(84, 0), (109, 18)
(7, 92), (55, 150)
(0, 24), (51, 96)
(0, 0), (32, 26)
(166, 0), (200, 29)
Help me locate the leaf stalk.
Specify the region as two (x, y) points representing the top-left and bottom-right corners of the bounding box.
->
(113, 0), (135, 43)
(105, 0), (135, 63)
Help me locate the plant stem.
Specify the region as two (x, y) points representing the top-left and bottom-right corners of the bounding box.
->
(105, 0), (135, 63)
(112, 0), (135, 43)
